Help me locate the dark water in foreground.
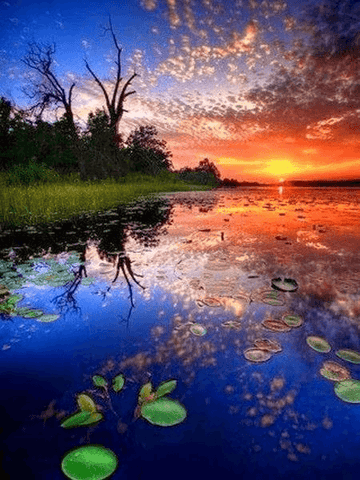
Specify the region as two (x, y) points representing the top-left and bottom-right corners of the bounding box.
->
(0, 187), (360, 480)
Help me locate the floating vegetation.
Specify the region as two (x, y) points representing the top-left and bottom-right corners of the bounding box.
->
(112, 374), (125, 393)
(136, 380), (187, 426)
(61, 393), (103, 429)
(221, 320), (242, 330)
(262, 318), (291, 332)
(0, 294), (23, 316)
(335, 349), (360, 364)
(271, 277), (298, 292)
(254, 338), (282, 353)
(282, 313), (303, 328)
(36, 314), (59, 322)
(61, 445), (118, 480)
(190, 324), (207, 336)
(244, 348), (272, 363)
(93, 375), (107, 388)
(320, 361), (351, 381)
(252, 289), (286, 306)
(140, 397), (187, 426)
(197, 297), (222, 307)
(306, 336), (331, 353)
(334, 379), (360, 403)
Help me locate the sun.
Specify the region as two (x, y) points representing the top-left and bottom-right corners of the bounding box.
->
(264, 159), (297, 178)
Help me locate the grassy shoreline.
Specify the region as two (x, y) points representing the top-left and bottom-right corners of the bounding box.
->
(0, 172), (213, 228)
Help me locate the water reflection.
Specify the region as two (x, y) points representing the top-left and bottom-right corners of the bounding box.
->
(1, 187), (360, 480)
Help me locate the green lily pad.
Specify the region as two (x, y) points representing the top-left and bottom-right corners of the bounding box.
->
(140, 397), (187, 426)
(259, 290), (285, 306)
(7, 294), (23, 305)
(76, 412), (103, 427)
(61, 445), (118, 480)
(61, 411), (92, 429)
(21, 309), (44, 318)
(37, 314), (59, 322)
(77, 394), (97, 413)
(320, 361), (351, 381)
(139, 382), (153, 404)
(244, 348), (272, 363)
(190, 324), (207, 336)
(221, 320), (242, 330)
(334, 379), (360, 403)
(282, 313), (303, 327)
(156, 380), (177, 399)
(306, 336), (331, 353)
(335, 349), (360, 364)
(271, 277), (298, 292)
(112, 374), (125, 393)
(92, 375), (107, 388)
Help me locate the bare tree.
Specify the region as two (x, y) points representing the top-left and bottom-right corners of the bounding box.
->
(21, 42), (78, 139)
(84, 16), (138, 147)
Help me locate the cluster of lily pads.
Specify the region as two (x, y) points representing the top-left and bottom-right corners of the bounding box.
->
(251, 277), (298, 307)
(0, 286), (59, 322)
(306, 336), (360, 403)
(60, 374), (187, 479)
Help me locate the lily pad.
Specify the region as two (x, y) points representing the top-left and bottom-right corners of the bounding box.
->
(139, 382), (153, 404)
(306, 336), (331, 353)
(22, 309), (44, 318)
(92, 375), (107, 388)
(61, 445), (118, 480)
(37, 314), (59, 322)
(282, 313), (303, 328)
(140, 397), (187, 426)
(334, 379), (360, 403)
(156, 380), (177, 399)
(221, 320), (242, 330)
(77, 394), (97, 413)
(76, 412), (103, 427)
(271, 277), (298, 292)
(190, 324), (207, 336)
(61, 411), (92, 429)
(258, 290), (285, 306)
(320, 361), (351, 381)
(262, 318), (291, 332)
(244, 348), (272, 363)
(254, 338), (282, 353)
(112, 374), (125, 393)
(335, 349), (360, 364)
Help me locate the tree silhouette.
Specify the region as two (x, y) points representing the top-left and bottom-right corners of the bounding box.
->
(84, 16), (138, 148)
(21, 42), (79, 140)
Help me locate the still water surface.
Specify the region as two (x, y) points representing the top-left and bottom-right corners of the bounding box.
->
(1, 187), (360, 479)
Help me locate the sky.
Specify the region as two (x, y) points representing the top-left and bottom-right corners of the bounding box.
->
(1, 0), (360, 182)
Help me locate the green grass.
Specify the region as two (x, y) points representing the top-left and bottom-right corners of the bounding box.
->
(0, 171), (213, 227)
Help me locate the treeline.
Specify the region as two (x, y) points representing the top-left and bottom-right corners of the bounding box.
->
(0, 96), (221, 187)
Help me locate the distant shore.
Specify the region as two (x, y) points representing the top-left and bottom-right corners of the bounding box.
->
(217, 179), (360, 188)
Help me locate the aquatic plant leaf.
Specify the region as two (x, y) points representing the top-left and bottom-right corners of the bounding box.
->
(21, 309), (44, 318)
(221, 320), (242, 330)
(282, 314), (303, 327)
(81, 277), (95, 286)
(112, 374), (125, 393)
(61, 411), (92, 429)
(271, 277), (298, 292)
(77, 412), (103, 426)
(335, 349), (360, 364)
(256, 289), (286, 306)
(61, 445), (118, 480)
(254, 338), (282, 353)
(262, 319), (291, 332)
(7, 294), (23, 305)
(334, 380), (360, 403)
(37, 314), (59, 322)
(77, 394), (97, 413)
(190, 324), (207, 336)
(244, 348), (272, 363)
(141, 397), (187, 426)
(139, 382), (153, 404)
(201, 297), (222, 307)
(156, 380), (177, 399)
(320, 361), (351, 381)
(306, 336), (331, 353)
(93, 375), (107, 388)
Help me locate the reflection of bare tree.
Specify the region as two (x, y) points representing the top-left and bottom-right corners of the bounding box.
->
(112, 254), (145, 307)
(51, 264), (87, 315)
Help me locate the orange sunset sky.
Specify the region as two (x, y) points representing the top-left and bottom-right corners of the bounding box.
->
(2, 0), (360, 183)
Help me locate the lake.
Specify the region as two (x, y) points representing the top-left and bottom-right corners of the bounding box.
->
(1, 187), (360, 480)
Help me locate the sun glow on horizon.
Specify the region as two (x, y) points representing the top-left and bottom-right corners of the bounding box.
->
(264, 159), (298, 178)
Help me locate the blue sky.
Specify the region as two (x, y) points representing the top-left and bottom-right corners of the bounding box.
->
(1, 0), (360, 181)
